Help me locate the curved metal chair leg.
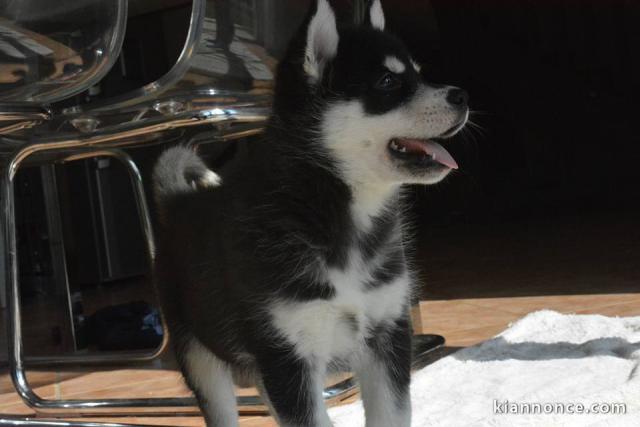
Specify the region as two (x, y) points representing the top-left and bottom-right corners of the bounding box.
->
(3, 145), (358, 418)
(21, 149), (170, 367)
(0, 418), (161, 427)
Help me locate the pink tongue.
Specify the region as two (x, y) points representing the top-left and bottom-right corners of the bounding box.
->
(400, 139), (459, 169)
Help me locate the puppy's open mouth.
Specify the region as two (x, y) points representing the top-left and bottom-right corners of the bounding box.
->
(388, 138), (458, 169)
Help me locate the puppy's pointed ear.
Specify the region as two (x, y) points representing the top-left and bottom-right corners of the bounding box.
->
(364, 0), (385, 31)
(304, 0), (339, 82)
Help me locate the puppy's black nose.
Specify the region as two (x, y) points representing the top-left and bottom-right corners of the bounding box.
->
(446, 88), (469, 107)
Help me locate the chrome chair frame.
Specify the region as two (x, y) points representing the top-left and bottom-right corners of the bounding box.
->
(1, 0), (262, 367)
(2, 0), (359, 421)
(2, 110), (358, 418)
(0, 0), (128, 104)
(0, 417), (162, 427)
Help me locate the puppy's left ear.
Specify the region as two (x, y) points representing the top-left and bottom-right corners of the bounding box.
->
(364, 0), (385, 31)
(304, 0), (339, 83)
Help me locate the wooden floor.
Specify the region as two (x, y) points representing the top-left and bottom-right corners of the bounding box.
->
(2, 290), (639, 426)
(2, 209), (640, 425)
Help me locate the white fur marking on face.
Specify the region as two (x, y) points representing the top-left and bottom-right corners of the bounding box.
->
(304, 0), (339, 82)
(321, 84), (463, 196)
(369, 0), (386, 31)
(384, 56), (406, 74)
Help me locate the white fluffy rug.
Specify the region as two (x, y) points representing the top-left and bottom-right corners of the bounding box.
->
(329, 310), (640, 426)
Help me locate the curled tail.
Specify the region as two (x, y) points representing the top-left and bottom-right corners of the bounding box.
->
(152, 146), (221, 204)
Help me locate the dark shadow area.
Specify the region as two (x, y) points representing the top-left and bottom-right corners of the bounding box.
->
(381, 0), (640, 300)
(454, 337), (640, 362)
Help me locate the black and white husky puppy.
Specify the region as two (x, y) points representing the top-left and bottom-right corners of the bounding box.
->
(153, 1), (468, 426)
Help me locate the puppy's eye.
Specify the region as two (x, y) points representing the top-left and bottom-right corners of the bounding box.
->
(375, 73), (401, 91)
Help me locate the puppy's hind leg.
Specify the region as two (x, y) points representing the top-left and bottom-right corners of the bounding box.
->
(181, 338), (239, 427)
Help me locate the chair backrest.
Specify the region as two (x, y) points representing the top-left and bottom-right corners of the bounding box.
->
(78, 0), (316, 117)
(0, 0), (127, 103)
(0, 1), (315, 137)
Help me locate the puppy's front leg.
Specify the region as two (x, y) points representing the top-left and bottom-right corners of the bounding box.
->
(256, 344), (332, 427)
(355, 316), (412, 427)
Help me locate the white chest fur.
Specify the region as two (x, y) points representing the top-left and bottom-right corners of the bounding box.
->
(268, 246), (411, 362)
